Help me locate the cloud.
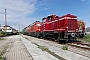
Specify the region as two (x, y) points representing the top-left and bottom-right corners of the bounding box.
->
(38, 8), (50, 11)
(0, 0), (37, 28)
(35, 0), (50, 11)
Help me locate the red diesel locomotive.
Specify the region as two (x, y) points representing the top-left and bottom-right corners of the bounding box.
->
(41, 14), (79, 41)
(23, 14), (85, 42)
(26, 21), (42, 37)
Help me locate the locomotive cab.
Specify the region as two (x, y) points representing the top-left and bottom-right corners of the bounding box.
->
(41, 14), (59, 39)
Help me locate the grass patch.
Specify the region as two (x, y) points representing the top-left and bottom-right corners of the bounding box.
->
(0, 32), (6, 37)
(25, 37), (28, 40)
(38, 46), (49, 52)
(78, 34), (90, 42)
(83, 34), (90, 42)
(34, 43), (65, 60)
(0, 56), (5, 60)
(62, 45), (68, 50)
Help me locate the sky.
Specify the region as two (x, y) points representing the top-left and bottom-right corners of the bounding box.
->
(0, 0), (90, 31)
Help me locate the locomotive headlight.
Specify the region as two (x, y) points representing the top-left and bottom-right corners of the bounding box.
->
(37, 29), (40, 31)
(38, 29), (40, 31)
(71, 33), (75, 37)
(66, 27), (68, 30)
(76, 29), (78, 30)
(66, 27), (68, 29)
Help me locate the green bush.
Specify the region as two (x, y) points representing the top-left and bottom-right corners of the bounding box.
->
(0, 31), (6, 37)
(83, 34), (90, 42)
(78, 34), (90, 42)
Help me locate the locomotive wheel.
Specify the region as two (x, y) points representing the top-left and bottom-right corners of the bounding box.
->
(79, 34), (84, 38)
(42, 34), (46, 39)
(36, 35), (39, 38)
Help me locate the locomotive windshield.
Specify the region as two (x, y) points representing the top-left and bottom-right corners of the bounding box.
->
(37, 24), (41, 26)
(47, 16), (52, 20)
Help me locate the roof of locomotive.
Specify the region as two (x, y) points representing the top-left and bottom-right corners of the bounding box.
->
(27, 21), (41, 27)
(60, 14), (77, 18)
(42, 17), (46, 20)
(42, 14), (59, 20)
(2, 25), (17, 31)
(3, 25), (10, 27)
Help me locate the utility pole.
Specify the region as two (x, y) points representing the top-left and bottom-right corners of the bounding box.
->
(0, 24), (1, 27)
(5, 9), (7, 26)
(19, 25), (20, 32)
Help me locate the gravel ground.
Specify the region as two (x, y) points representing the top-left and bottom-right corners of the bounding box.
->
(0, 35), (90, 60)
(2, 35), (33, 60)
(22, 35), (90, 60)
(0, 37), (11, 56)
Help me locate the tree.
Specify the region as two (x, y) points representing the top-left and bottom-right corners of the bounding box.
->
(78, 20), (85, 27)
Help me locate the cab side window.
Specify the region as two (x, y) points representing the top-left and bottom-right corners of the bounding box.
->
(42, 18), (46, 22)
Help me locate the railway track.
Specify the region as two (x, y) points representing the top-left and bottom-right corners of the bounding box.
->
(33, 36), (90, 51)
(68, 42), (90, 50)
(25, 35), (90, 51)
(41, 39), (90, 58)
